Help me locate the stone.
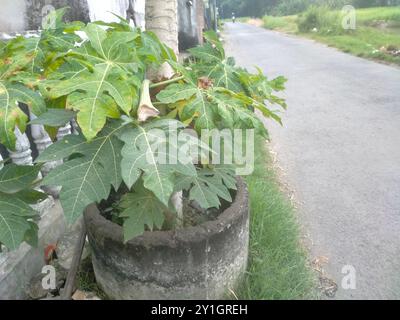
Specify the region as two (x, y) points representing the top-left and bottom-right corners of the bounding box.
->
(72, 290), (100, 300)
(55, 217), (89, 271)
(26, 263), (67, 299)
(27, 272), (49, 300)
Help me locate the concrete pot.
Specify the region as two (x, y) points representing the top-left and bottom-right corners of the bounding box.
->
(84, 178), (249, 300)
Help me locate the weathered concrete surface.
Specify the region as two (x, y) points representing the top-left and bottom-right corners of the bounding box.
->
(85, 179), (249, 300)
(224, 22), (400, 299)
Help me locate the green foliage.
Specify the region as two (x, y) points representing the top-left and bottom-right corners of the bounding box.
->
(281, 6), (400, 65)
(219, 0), (275, 18)
(119, 183), (168, 242)
(356, 6), (400, 23)
(0, 164), (44, 250)
(272, 0), (310, 16)
(0, 8), (84, 150)
(297, 5), (344, 34)
(119, 119), (199, 205)
(40, 120), (126, 224)
(157, 33), (286, 135)
(220, 0), (400, 18)
(1, 9), (287, 245)
(29, 109), (77, 127)
(175, 166), (237, 210)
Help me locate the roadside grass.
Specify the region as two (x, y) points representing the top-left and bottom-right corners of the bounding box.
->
(356, 6), (400, 25)
(236, 136), (316, 300)
(310, 26), (400, 64)
(262, 15), (298, 33)
(258, 6), (400, 65)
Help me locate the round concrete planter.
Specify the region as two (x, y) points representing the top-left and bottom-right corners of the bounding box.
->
(84, 178), (249, 300)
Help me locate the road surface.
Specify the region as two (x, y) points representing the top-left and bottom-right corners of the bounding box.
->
(223, 22), (400, 299)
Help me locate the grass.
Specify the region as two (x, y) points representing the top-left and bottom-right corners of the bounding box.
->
(310, 26), (400, 64)
(236, 136), (316, 300)
(356, 6), (400, 25)
(76, 257), (108, 300)
(257, 6), (400, 65)
(262, 15), (298, 33)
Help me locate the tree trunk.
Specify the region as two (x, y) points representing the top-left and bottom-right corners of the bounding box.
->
(145, 0), (183, 226)
(145, 0), (179, 54)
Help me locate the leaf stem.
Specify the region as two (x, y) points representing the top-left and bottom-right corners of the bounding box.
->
(150, 76), (185, 89)
(152, 101), (165, 106)
(0, 157), (11, 166)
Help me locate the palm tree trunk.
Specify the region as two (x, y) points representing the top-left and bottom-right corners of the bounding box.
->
(145, 0), (179, 54)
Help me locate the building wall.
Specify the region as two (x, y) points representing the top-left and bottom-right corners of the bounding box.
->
(0, 0), (145, 34)
(178, 0), (204, 51)
(0, 0), (27, 33)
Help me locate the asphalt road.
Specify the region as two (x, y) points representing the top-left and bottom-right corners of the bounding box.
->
(223, 22), (400, 299)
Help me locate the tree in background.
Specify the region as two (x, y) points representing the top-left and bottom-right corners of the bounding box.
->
(219, 0), (280, 18)
(218, 0), (400, 18)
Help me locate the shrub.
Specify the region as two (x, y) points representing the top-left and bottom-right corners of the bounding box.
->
(262, 16), (288, 29)
(297, 5), (344, 35)
(272, 0), (310, 16)
(0, 9), (287, 249)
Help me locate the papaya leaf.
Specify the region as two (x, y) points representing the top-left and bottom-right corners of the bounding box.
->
(41, 121), (126, 223)
(203, 30), (225, 56)
(14, 189), (48, 204)
(42, 64), (135, 141)
(175, 167), (235, 210)
(157, 82), (270, 135)
(212, 165), (237, 190)
(210, 89), (268, 136)
(206, 57), (244, 92)
(0, 164), (41, 194)
(119, 119), (199, 205)
(36, 134), (86, 163)
(157, 83), (218, 131)
(71, 23), (141, 74)
(119, 184), (168, 242)
(39, 23), (145, 140)
(0, 190), (40, 250)
(0, 82), (46, 149)
(138, 31), (177, 65)
(29, 109), (77, 127)
(188, 43), (224, 63)
(155, 83), (197, 104)
(23, 221), (39, 248)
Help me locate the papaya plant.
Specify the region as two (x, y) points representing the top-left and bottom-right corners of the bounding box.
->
(0, 10), (286, 249)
